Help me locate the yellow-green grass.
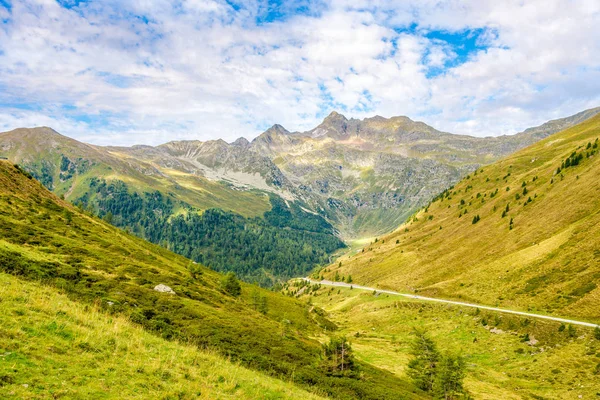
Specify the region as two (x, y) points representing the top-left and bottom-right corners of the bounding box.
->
(303, 286), (600, 400)
(326, 114), (600, 320)
(0, 273), (324, 400)
(0, 160), (423, 399)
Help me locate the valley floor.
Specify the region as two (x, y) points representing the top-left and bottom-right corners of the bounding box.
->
(298, 284), (600, 400)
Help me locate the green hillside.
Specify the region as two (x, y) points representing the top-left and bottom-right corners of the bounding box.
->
(0, 160), (420, 399)
(0, 127), (271, 217)
(0, 273), (324, 400)
(292, 284), (600, 399)
(0, 128), (345, 287)
(325, 113), (600, 321)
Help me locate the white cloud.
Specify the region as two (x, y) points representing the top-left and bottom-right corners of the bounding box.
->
(0, 0), (598, 145)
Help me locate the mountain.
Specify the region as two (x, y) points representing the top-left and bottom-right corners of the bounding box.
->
(323, 113), (600, 321)
(1, 107), (599, 285)
(0, 128), (345, 287)
(0, 159), (422, 399)
(247, 107), (600, 237)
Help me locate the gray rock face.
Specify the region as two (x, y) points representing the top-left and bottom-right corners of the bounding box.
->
(154, 284), (175, 294)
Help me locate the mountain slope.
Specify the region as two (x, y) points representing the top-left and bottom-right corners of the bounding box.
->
(325, 113), (600, 321)
(250, 107), (600, 237)
(0, 273), (324, 400)
(0, 127), (272, 217)
(0, 128), (345, 287)
(0, 160), (421, 399)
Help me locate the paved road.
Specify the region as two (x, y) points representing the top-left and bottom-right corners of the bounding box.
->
(303, 278), (600, 329)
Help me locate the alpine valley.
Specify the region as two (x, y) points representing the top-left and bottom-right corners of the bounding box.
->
(2, 107), (599, 287)
(3, 110), (600, 399)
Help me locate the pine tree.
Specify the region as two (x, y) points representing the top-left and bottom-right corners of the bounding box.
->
(322, 337), (355, 375)
(434, 354), (467, 400)
(221, 272), (241, 297)
(258, 295), (268, 314)
(407, 330), (440, 391)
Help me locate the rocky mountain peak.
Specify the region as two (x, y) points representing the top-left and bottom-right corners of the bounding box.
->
(264, 124), (290, 136)
(311, 111), (349, 138)
(323, 111), (348, 123)
(231, 137), (250, 147)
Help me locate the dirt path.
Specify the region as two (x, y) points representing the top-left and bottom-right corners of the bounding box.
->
(304, 278), (600, 328)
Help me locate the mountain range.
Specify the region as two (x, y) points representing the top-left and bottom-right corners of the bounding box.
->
(3, 108), (600, 398)
(1, 107), (599, 287)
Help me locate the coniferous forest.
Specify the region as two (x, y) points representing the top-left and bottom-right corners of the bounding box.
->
(75, 178), (345, 286)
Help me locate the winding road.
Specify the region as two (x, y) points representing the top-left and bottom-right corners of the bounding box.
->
(303, 278), (600, 329)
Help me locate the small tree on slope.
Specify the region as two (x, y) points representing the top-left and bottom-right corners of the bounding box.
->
(221, 272), (241, 297)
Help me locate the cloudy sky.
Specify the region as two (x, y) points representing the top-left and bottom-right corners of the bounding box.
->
(0, 0), (599, 145)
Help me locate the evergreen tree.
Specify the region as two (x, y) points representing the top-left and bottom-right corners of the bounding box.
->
(258, 295), (268, 314)
(221, 272), (241, 297)
(407, 330), (440, 391)
(322, 336), (355, 375)
(408, 330), (468, 398)
(434, 354), (467, 400)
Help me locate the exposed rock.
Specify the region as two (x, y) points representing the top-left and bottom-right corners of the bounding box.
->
(526, 335), (539, 346)
(154, 284), (175, 294)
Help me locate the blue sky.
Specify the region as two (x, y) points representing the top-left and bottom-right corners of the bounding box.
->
(0, 0), (599, 145)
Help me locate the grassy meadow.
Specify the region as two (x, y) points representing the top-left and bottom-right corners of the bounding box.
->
(0, 273), (325, 400)
(299, 285), (600, 399)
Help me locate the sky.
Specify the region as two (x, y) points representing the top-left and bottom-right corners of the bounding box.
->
(0, 0), (599, 146)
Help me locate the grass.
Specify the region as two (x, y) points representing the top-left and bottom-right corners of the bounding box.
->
(325, 114), (600, 321)
(0, 160), (423, 399)
(0, 273), (324, 400)
(301, 285), (600, 400)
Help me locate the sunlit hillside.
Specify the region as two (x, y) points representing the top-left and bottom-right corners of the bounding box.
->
(326, 114), (600, 321)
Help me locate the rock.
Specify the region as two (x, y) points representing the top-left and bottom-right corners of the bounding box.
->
(154, 284), (175, 294)
(526, 335), (539, 346)
(490, 327), (504, 334)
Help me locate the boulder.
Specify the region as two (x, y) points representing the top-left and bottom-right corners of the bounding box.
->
(154, 284), (175, 294)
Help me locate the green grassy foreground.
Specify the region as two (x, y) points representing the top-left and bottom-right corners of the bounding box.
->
(0, 273), (324, 400)
(0, 160), (422, 399)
